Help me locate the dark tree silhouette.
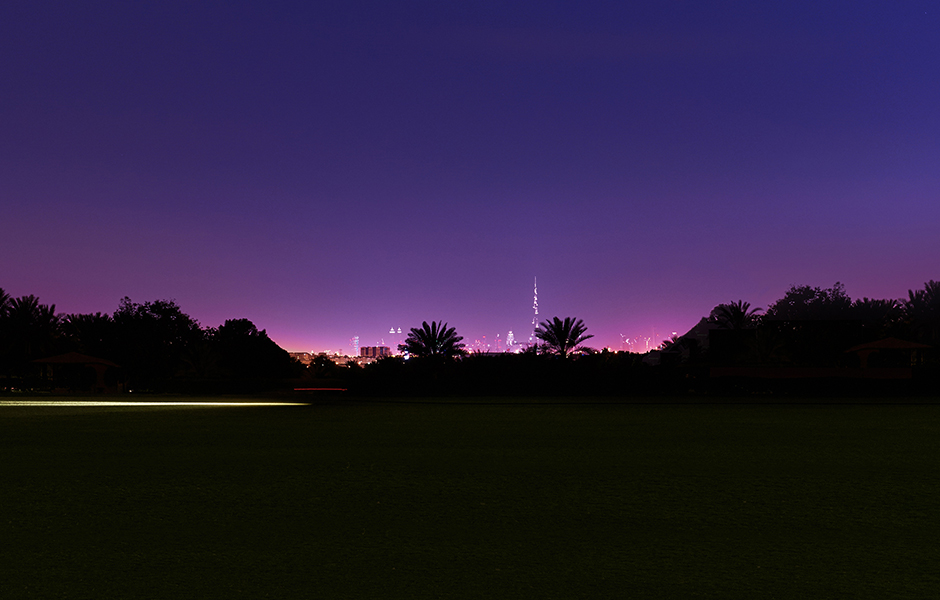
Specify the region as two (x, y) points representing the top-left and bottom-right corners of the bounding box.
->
(761, 283), (875, 367)
(0, 287), (10, 366)
(0, 287), (10, 317)
(4, 295), (61, 361)
(660, 333), (681, 350)
(904, 280), (940, 345)
(399, 321), (466, 359)
(849, 297), (901, 339)
(308, 354), (341, 378)
(764, 283), (852, 321)
(0, 291), (304, 390)
(210, 318), (299, 379)
(534, 316), (594, 358)
(710, 300), (762, 329)
(851, 298), (900, 321)
(62, 312), (114, 358)
(111, 297), (203, 388)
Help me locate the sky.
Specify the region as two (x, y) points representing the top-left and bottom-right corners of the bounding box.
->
(2, 1), (939, 353)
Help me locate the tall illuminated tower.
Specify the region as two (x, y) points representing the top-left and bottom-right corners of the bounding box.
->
(528, 277), (539, 345)
(350, 336), (359, 357)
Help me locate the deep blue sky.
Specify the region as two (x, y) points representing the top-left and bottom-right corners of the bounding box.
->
(3, 1), (938, 352)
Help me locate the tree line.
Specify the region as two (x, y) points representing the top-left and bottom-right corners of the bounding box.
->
(343, 280), (940, 396)
(0, 289), (300, 392)
(2, 280), (938, 396)
(664, 281), (940, 364)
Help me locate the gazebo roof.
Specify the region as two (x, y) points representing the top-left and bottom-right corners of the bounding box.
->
(33, 352), (121, 368)
(846, 337), (931, 353)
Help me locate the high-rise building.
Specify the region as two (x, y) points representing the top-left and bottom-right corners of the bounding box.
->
(351, 336), (359, 356)
(360, 346), (391, 359)
(528, 277), (539, 345)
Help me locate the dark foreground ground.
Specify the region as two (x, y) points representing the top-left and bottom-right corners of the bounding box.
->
(2, 396), (939, 599)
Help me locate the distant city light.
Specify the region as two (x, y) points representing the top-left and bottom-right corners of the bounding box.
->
(301, 279), (674, 355)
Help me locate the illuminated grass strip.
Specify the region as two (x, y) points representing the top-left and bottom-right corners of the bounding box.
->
(0, 400), (309, 407)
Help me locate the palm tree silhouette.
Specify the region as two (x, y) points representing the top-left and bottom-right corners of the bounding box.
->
(710, 300), (762, 329)
(0, 287), (10, 317)
(904, 280), (940, 345)
(534, 316), (594, 358)
(399, 321), (466, 359)
(6, 295), (61, 359)
(62, 312), (113, 356)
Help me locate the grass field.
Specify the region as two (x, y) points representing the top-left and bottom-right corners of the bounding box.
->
(2, 397), (939, 599)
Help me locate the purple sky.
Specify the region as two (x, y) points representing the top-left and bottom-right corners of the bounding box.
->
(3, 1), (939, 352)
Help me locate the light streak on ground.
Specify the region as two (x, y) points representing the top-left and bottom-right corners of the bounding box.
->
(0, 401), (309, 407)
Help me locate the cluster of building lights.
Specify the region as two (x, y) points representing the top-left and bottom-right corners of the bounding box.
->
(299, 281), (673, 357)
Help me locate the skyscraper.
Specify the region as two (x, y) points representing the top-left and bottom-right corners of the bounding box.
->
(528, 277), (539, 345)
(350, 335), (359, 356)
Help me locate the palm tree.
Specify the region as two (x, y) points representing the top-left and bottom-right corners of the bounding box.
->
(0, 287), (10, 367)
(851, 297), (901, 338)
(709, 300), (763, 329)
(660, 334), (681, 351)
(0, 287), (10, 317)
(904, 280), (940, 345)
(62, 312), (113, 356)
(5, 295), (61, 360)
(399, 321), (466, 359)
(851, 297), (900, 321)
(534, 316), (594, 358)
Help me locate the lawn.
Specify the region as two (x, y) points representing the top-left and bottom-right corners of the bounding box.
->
(2, 397), (939, 599)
